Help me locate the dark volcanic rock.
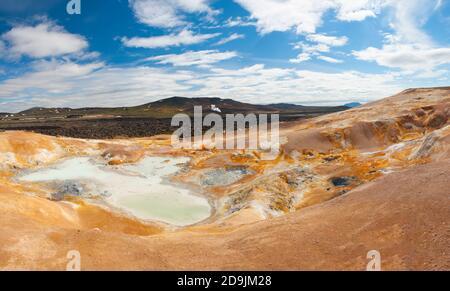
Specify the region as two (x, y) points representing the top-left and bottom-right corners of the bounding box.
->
(201, 166), (254, 187)
(0, 118), (176, 139)
(52, 182), (84, 201)
(331, 177), (357, 187)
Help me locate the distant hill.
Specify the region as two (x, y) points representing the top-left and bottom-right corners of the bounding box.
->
(3, 97), (348, 120)
(0, 97), (351, 139)
(267, 103), (306, 110)
(269, 103), (348, 112)
(137, 97), (272, 114)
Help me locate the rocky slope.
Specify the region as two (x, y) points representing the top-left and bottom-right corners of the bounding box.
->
(0, 87), (448, 270)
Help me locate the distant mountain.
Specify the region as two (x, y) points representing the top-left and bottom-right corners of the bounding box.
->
(344, 102), (362, 108)
(138, 97), (272, 113)
(268, 103), (306, 110)
(269, 103), (348, 112)
(2, 97), (348, 120)
(17, 107), (74, 116)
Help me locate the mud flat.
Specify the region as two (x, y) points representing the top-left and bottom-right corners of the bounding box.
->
(17, 156), (212, 226)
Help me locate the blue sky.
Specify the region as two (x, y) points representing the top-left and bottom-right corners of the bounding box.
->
(0, 0), (449, 112)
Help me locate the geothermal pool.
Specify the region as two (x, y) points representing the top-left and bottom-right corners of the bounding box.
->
(18, 156), (211, 226)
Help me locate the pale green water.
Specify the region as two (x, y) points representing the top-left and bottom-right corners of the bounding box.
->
(18, 157), (211, 226)
(117, 194), (211, 226)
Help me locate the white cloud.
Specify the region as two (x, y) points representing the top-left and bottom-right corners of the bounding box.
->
(290, 43), (329, 63)
(354, 43), (450, 71)
(290, 34), (347, 64)
(189, 65), (402, 105)
(334, 0), (384, 21)
(209, 64), (266, 76)
(233, 0), (331, 34)
(146, 50), (238, 67)
(317, 55), (344, 63)
(306, 34), (348, 47)
(1, 21), (88, 59)
(0, 61), (405, 112)
(338, 9), (376, 21)
(294, 43), (330, 53)
(0, 60), (104, 98)
(353, 0), (450, 75)
(388, 0), (435, 45)
(214, 33), (245, 46)
(0, 60), (195, 111)
(224, 17), (256, 28)
(129, 0), (217, 28)
(289, 53), (311, 64)
(121, 30), (220, 49)
(232, 0), (439, 45)
(233, 0), (384, 34)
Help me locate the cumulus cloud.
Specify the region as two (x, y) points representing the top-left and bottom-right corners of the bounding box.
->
(233, 0), (330, 34)
(334, 0), (384, 21)
(214, 33), (245, 46)
(354, 43), (450, 72)
(306, 34), (348, 47)
(290, 34), (348, 64)
(231, 0), (441, 56)
(233, 0), (385, 34)
(129, 0), (217, 28)
(1, 21), (88, 59)
(122, 30), (220, 49)
(146, 50), (238, 67)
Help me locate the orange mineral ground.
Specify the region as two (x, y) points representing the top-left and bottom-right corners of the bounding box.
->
(0, 87), (449, 270)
